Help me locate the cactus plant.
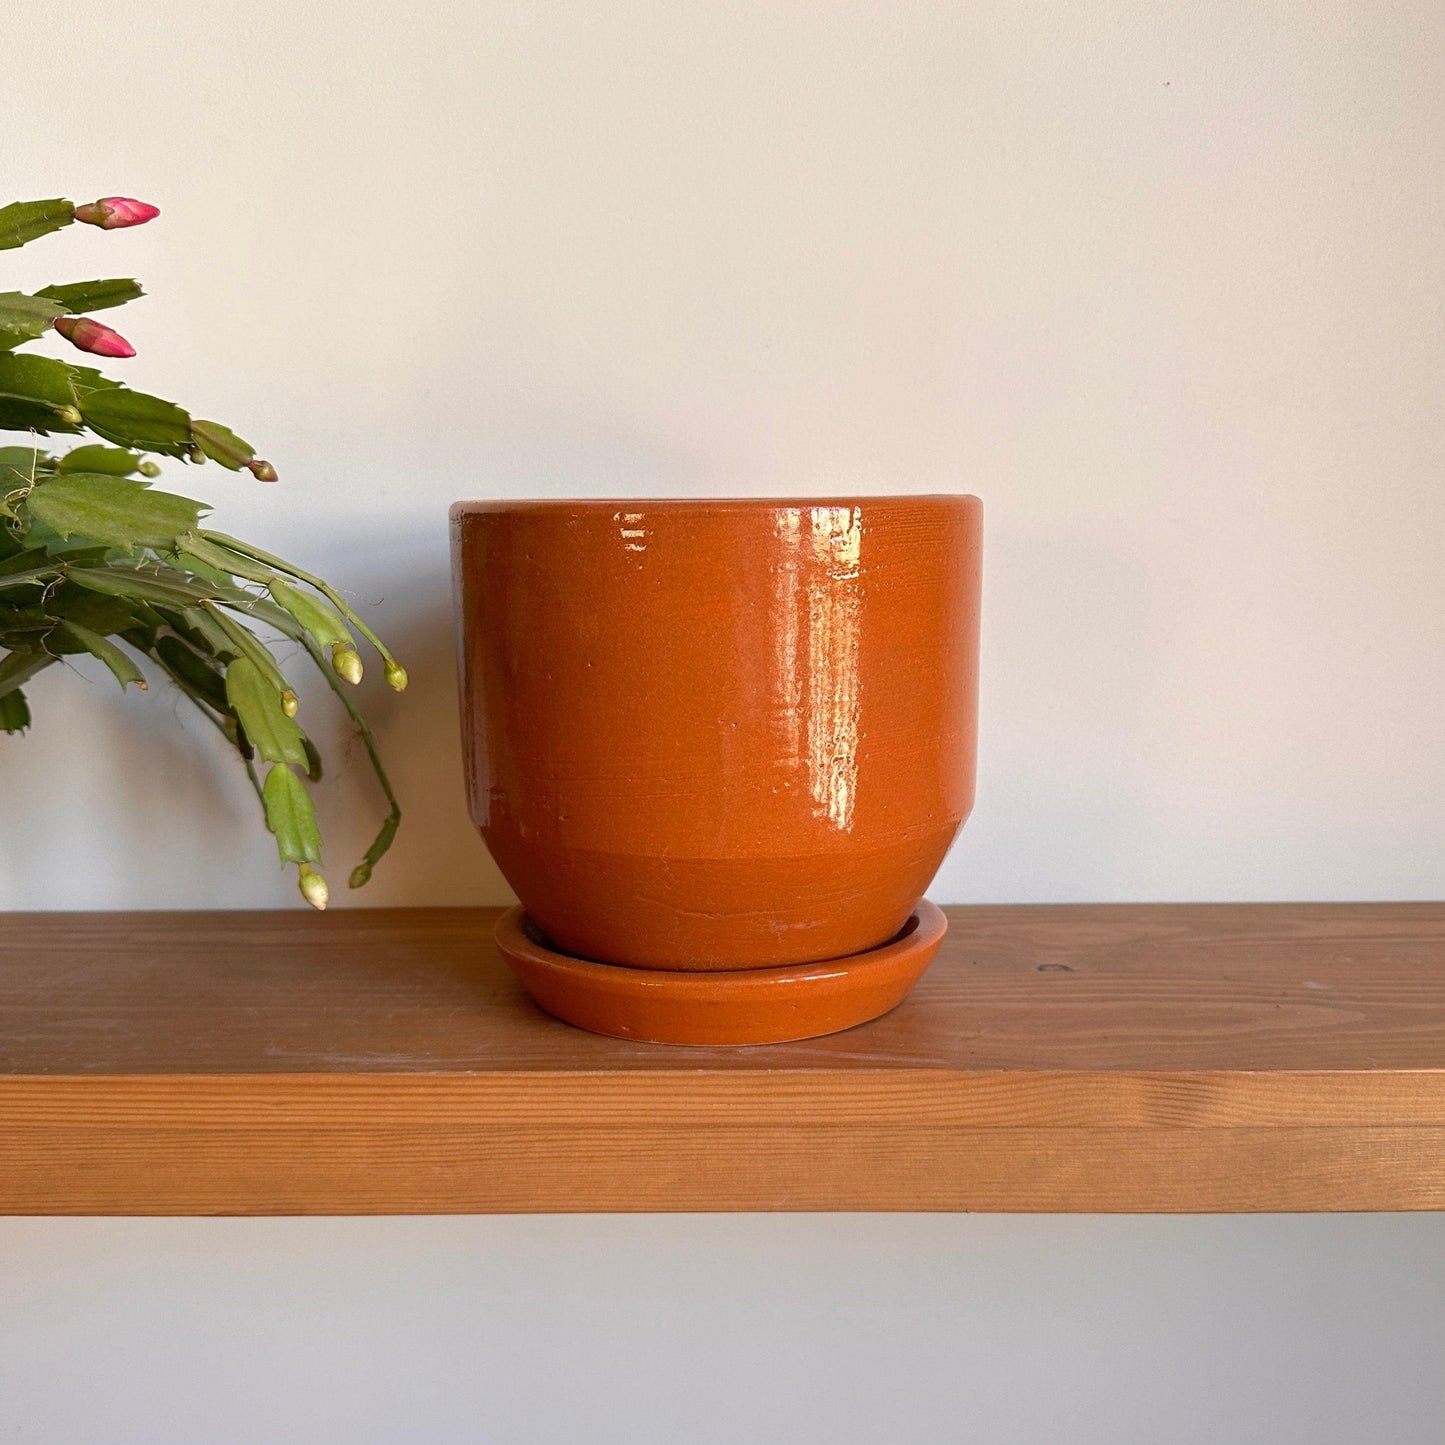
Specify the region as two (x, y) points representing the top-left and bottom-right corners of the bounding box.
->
(0, 195), (404, 908)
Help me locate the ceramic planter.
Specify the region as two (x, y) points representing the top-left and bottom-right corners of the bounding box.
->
(451, 495), (981, 1042)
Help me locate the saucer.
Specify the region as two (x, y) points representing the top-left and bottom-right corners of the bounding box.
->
(494, 900), (946, 1045)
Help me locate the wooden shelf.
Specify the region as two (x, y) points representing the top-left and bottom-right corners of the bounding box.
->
(2, 904), (1443, 1214)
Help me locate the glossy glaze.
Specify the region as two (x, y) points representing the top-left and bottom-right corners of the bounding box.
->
(495, 902), (948, 1045)
(451, 496), (981, 970)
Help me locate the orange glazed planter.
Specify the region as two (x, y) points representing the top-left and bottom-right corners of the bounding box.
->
(450, 496), (981, 1044)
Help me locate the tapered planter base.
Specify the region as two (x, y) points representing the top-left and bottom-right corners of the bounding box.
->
(495, 901), (947, 1046)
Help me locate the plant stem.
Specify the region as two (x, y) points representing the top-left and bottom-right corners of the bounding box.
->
(0, 650), (56, 698)
(298, 634), (401, 885)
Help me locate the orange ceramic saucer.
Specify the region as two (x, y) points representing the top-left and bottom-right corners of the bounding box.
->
(495, 901), (947, 1045)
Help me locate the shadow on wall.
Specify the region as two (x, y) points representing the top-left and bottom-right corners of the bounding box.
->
(341, 593), (513, 908)
(944, 515), (1157, 902)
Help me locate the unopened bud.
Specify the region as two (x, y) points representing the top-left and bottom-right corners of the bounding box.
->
(138, 459), (161, 477)
(57, 405), (82, 426)
(298, 863), (328, 910)
(384, 660), (408, 692)
(187, 445), (205, 464)
(53, 315), (135, 359)
(330, 641), (363, 684)
(74, 197), (161, 230)
(280, 689), (299, 717)
(247, 458), (278, 482)
(349, 863), (372, 890)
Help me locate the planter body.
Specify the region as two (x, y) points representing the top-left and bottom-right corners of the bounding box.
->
(451, 496), (981, 970)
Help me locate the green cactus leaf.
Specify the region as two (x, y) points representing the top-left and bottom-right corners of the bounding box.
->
(190, 419), (254, 471)
(0, 647), (54, 698)
(177, 602), (243, 657)
(63, 364), (121, 395)
(0, 353), (83, 434)
(176, 532), (274, 586)
(35, 278), (144, 314)
(155, 634), (228, 711)
(202, 602), (298, 698)
(56, 445), (143, 476)
(65, 565), (223, 609)
(0, 570), (52, 593)
(0, 199), (74, 251)
(0, 685), (29, 731)
(225, 656), (308, 767)
(0, 605), (50, 642)
(45, 582), (140, 636)
(0, 446), (47, 489)
(55, 619), (146, 691)
(0, 546), (59, 585)
(268, 578), (354, 652)
(262, 763), (322, 865)
(0, 292), (68, 351)
(26, 473), (206, 548)
(0, 402), (81, 437)
(0, 352), (76, 405)
(172, 546), (244, 591)
(301, 733), (324, 783)
(348, 813), (398, 889)
(78, 387), (192, 456)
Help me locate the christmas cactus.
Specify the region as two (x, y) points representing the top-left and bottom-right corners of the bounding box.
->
(0, 196), (404, 908)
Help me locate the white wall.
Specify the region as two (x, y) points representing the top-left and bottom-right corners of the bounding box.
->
(3, 1215), (1445, 1445)
(2, 2), (1442, 1441)
(3, 0), (1441, 909)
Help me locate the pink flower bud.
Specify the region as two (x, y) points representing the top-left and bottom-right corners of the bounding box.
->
(247, 458), (279, 482)
(53, 315), (135, 359)
(73, 197), (160, 230)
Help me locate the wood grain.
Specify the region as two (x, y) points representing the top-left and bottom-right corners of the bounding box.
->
(1, 904), (1443, 1213)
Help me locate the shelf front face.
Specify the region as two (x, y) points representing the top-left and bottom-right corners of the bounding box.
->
(2, 904), (1443, 1214)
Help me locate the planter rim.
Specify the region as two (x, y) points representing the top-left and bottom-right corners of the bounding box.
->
(450, 493), (979, 517)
